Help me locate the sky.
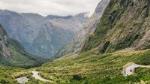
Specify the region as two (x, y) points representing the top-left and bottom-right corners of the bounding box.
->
(0, 0), (101, 16)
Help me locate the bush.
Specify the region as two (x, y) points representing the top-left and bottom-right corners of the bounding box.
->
(72, 75), (83, 80)
(0, 79), (9, 84)
(135, 53), (150, 65)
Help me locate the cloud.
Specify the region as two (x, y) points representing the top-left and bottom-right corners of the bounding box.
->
(0, 0), (101, 16)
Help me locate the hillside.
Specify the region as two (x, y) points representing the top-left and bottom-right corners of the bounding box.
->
(1, 49), (149, 84)
(0, 10), (87, 58)
(83, 0), (150, 53)
(0, 0), (150, 84)
(31, 0), (150, 83)
(56, 0), (111, 56)
(34, 49), (150, 84)
(0, 24), (43, 67)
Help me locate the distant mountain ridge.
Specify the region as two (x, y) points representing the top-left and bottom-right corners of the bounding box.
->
(0, 10), (88, 58)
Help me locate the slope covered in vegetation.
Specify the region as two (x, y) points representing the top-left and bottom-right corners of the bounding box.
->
(1, 49), (149, 84)
(0, 24), (44, 68)
(37, 49), (150, 84)
(0, 0), (150, 84)
(83, 0), (150, 53)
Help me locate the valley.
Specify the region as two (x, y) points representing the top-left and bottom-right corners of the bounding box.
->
(0, 0), (150, 84)
(0, 49), (150, 84)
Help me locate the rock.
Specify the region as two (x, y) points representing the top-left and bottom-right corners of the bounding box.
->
(16, 77), (29, 84)
(0, 24), (11, 58)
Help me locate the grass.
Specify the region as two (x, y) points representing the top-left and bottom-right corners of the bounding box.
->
(0, 66), (22, 84)
(29, 49), (150, 84)
(0, 0), (149, 83)
(0, 39), (46, 68)
(0, 49), (150, 84)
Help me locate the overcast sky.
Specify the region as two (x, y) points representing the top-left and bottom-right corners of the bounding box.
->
(0, 0), (101, 16)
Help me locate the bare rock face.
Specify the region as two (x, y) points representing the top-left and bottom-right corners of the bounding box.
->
(83, 0), (150, 53)
(0, 25), (11, 58)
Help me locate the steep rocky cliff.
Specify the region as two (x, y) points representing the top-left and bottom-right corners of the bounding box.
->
(83, 0), (150, 53)
(0, 24), (11, 58)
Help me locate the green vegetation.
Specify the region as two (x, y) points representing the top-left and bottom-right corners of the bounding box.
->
(0, 66), (22, 84)
(0, 38), (44, 68)
(3, 49), (147, 84)
(83, 0), (128, 51)
(0, 24), (45, 68)
(0, 0), (150, 84)
(83, 0), (150, 53)
(7, 39), (46, 68)
(0, 48), (150, 84)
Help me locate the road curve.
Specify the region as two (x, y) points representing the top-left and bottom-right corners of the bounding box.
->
(32, 71), (50, 82)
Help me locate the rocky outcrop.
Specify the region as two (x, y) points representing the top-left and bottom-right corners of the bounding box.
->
(83, 0), (150, 53)
(0, 24), (11, 58)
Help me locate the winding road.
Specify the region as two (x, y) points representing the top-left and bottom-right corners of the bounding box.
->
(32, 71), (50, 82)
(16, 71), (51, 84)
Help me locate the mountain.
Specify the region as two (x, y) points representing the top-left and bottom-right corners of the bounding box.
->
(0, 24), (43, 67)
(56, 0), (110, 56)
(0, 0), (150, 84)
(83, 0), (150, 53)
(84, 0), (111, 35)
(0, 10), (87, 58)
(26, 0), (150, 83)
(29, 0), (150, 83)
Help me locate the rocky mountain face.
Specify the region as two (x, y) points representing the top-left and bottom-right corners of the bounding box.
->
(0, 10), (87, 58)
(56, 0), (111, 56)
(83, 0), (150, 53)
(0, 24), (42, 67)
(84, 0), (111, 35)
(74, 0), (111, 52)
(0, 24), (11, 58)
(80, 0), (110, 51)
